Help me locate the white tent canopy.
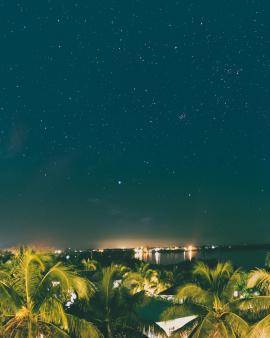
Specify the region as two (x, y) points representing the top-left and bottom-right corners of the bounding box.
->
(147, 315), (197, 337)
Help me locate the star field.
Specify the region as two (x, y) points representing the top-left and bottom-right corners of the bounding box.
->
(0, 1), (269, 247)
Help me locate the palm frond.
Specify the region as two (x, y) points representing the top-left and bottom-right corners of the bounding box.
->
(213, 320), (230, 338)
(66, 314), (103, 338)
(248, 269), (270, 292)
(38, 262), (95, 300)
(0, 270), (12, 282)
(222, 269), (242, 301)
(223, 312), (249, 337)
(39, 297), (69, 331)
(236, 296), (270, 315)
(0, 248), (100, 338)
(214, 262), (233, 280)
(176, 283), (210, 306)
(123, 271), (144, 294)
(12, 249), (45, 301)
(39, 321), (70, 337)
(81, 259), (99, 272)
(248, 313), (270, 338)
(191, 312), (218, 338)
(193, 262), (212, 285)
(100, 265), (120, 300)
(0, 282), (22, 313)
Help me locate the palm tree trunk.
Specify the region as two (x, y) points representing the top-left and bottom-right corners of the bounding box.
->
(27, 320), (33, 338)
(106, 321), (113, 338)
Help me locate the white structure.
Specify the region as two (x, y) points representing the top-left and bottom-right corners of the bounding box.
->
(147, 315), (197, 337)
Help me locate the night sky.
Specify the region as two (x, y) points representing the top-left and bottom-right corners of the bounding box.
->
(0, 1), (270, 248)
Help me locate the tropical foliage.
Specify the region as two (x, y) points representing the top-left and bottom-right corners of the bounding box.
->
(0, 247), (101, 338)
(161, 261), (249, 337)
(123, 262), (172, 295)
(238, 268), (270, 337)
(2, 247), (270, 337)
(70, 264), (164, 337)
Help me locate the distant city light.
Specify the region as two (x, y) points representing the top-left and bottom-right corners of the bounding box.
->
(54, 249), (62, 254)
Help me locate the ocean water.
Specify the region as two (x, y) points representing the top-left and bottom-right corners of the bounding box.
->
(136, 248), (269, 270)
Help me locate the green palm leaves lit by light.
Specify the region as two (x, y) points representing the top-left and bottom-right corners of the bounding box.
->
(124, 262), (172, 295)
(161, 261), (249, 337)
(238, 268), (270, 338)
(0, 247), (102, 338)
(81, 258), (99, 272)
(78, 264), (164, 338)
(4, 248), (270, 337)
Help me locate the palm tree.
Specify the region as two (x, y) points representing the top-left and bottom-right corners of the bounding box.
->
(124, 262), (171, 295)
(71, 264), (165, 337)
(0, 247), (102, 337)
(238, 268), (270, 337)
(81, 258), (99, 272)
(161, 261), (249, 337)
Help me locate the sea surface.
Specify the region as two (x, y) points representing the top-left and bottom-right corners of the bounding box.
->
(136, 248), (269, 270)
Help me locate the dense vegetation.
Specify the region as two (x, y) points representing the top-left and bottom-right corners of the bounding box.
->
(0, 248), (270, 337)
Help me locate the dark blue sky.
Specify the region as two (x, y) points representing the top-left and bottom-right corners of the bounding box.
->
(0, 1), (270, 248)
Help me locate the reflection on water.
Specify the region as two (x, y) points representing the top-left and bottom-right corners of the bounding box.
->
(135, 248), (268, 269)
(155, 251), (160, 264)
(135, 249), (197, 264)
(184, 250), (196, 261)
(134, 251), (150, 262)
